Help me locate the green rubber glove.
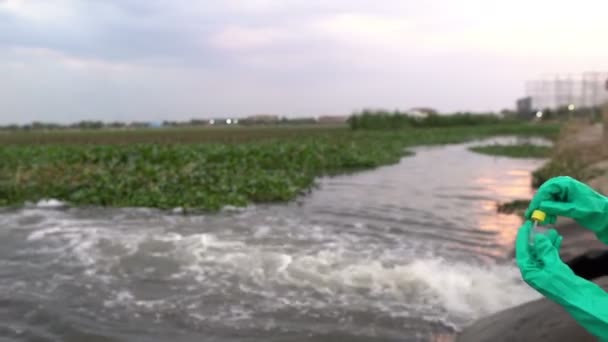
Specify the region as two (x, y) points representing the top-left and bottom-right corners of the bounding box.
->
(525, 176), (608, 244)
(516, 221), (608, 339)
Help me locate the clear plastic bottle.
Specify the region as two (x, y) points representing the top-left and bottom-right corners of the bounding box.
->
(529, 209), (551, 245)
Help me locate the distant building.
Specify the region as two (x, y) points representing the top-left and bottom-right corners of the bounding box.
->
(516, 96), (534, 119)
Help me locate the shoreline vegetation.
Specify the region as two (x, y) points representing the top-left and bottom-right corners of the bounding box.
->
(0, 113), (562, 211)
(531, 123), (607, 189)
(495, 121), (608, 217)
(469, 144), (552, 159)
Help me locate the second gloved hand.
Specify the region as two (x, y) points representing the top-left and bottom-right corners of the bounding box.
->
(525, 176), (608, 244)
(516, 221), (608, 339)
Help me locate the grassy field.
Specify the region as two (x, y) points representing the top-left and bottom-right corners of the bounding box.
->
(469, 144), (552, 158)
(0, 123), (561, 211)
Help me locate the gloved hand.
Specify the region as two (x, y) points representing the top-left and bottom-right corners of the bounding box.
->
(516, 221), (608, 339)
(525, 176), (608, 244)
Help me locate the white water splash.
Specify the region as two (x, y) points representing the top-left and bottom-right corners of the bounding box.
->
(15, 211), (539, 329)
(31, 199), (66, 208)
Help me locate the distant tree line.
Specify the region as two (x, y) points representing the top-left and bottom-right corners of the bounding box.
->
(0, 120), (152, 132)
(2, 105), (589, 132)
(0, 116), (337, 132)
(347, 109), (511, 130)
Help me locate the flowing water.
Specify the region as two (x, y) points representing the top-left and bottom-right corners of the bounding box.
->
(0, 137), (548, 342)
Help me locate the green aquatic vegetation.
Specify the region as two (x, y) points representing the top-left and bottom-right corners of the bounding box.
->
(469, 144), (552, 159)
(497, 199), (530, 215)
(0, 139), (408, 210)
(0, 123), (561, 210)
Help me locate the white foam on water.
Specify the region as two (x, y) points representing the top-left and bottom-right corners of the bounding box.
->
(169, 231), (539, 327)
(253, 225), (272, 238)
(31, 199), (66, 208)
(403, 258), (540, 319)
(221, 204), (252, 213)
(104, 290), (135, 308)
(11, 208), (540, 330)
(27, 226), (64, 241)
(283, 254), (538, 322)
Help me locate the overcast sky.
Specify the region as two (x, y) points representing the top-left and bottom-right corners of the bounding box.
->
(1, 0), (607, 124)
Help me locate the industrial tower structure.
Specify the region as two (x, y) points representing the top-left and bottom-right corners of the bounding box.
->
(518, 72), (608, 117)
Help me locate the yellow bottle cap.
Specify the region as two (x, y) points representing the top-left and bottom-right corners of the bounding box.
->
(531, 210), (546, 222)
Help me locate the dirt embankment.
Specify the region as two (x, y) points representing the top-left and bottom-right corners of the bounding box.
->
(538, 122), (608, 259)
(543, 122), (608, 192)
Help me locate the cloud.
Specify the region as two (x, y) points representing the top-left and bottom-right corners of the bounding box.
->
(1, 0), (608, 124)
(1, 0), (75, 22)
(312, 13), (412, 43)
(210, 26), (290, 51)
(0, 0), (219, 65)
(10, 46), (136, 72)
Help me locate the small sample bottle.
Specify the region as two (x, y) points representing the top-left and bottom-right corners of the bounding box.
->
(529, 210), (549, 245)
